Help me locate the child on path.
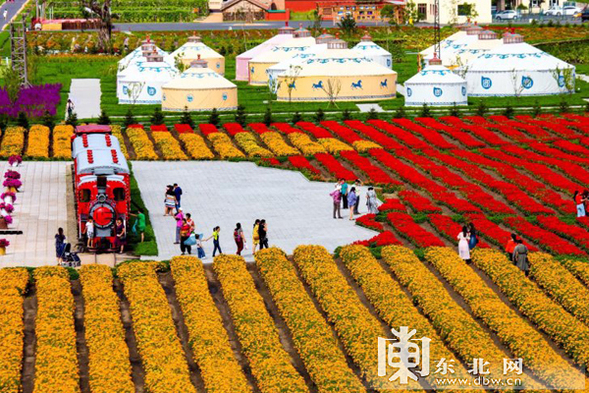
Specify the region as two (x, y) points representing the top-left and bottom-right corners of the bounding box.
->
(85, 217), (94, 249)
(205, 226), (223, 257)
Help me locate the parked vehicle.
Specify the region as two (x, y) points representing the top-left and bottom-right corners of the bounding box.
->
(545, 6), (564, 15)
(563, 5), (582, 15)
(582, 7), (589, 21)
(495, 10), (519, 19)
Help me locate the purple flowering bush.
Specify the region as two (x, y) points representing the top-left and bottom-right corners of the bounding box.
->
(3, 179), (22, 189)
(4, 170), (20, 180)
(0, 84), (61, 118)
(8, 155), (22, 166)
(0, 239), (10, 247)
(0, 203), (14, 214)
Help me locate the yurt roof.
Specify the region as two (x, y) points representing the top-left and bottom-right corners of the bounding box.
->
(452, 37), (503, 65)
(249, 36), (317, 63)
(163, 67), (236, 90)
(284, 47), (395, 77)
(405, 64), (466, 85)
(267, 44), (329, 73)
(168, 42), (223, 61)
(419, 31), (467, 56)
(237, 33), (294, 60)
(353, 39), (390, 56)
(119, 45), (169, 68)
(468, 41), (573, 72)
(118, 59), (179, 81)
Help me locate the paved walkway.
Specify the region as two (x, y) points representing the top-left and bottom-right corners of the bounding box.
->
(67, 79), (102, 120)
(0, 161), (70, 267)
(132, 161), (379, 262)
(0, 0), (28, 31)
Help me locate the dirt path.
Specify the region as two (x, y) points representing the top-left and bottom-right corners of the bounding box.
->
(113, 278), (146, 393)
(158, 272), (206, 393)
(71, 280), (91, 393)
(21, 284), (37, 393)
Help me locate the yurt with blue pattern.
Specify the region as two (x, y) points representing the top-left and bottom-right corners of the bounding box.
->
(167, 35), (226, 75)
(404, 57), (467, 107)
(465, 32), (575, 97)
(352, 34), (393, 69)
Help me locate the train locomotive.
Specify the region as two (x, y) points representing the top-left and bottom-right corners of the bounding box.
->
(71, 125), (130, 251)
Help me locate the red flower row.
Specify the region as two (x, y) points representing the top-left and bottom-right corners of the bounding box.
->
(488, 115), (553, 141)
(313, 153), (356, 181)
(553, 140), (589, 158)
(320, 121), (363, 144)
(174, 124), (193, 134)
(387, 212), (445, 248)
(287, 155), (321, 175)
(528, 141), (589, 165)
(504, 216), (585, 256)
(352, 230), (402, 247)
(272, 122), (301, 135)
(339, 150), (400, 185)
(344, 120), (405, 150)
(355, 214), (384, 232)
(378, 198), (406, 212)
(223, 123), (246, 136)
(440, 116), (507, 146)
(466, 213), (538, 251)
(198, 124), (219, 136)
(428, 214), (489, 248)
(398, 190), (442, 213)
(248, 123), (271, 135)
(296, 122), (333, 139)
(417, 117), (485, 148)
(396, 118), (456, 149)
(537, 216), (589, 251)
(516, 115), (582, 140)
(367, 120), (429, 150)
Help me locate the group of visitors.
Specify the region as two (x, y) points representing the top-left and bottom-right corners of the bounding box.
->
(164, 184), (183, 216)
(330, 179), (379, 220)
(456, 223), (479, 263)
(574, 190), (589, 217)
(505, 233), (529, 275)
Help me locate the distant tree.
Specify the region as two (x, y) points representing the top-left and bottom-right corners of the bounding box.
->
(420, 103), (432, 118)
(97, 109), (111, 125)
(42, 111), (56, 129)
(150, 108), (165, 125)
(208, 108), (220, 126)
(475, 100), (488, 117)
(2, 67), (21, 105)
(234, 105), (247, 127)
(314, 108), (325, 123)
(393, 106), (407, 119)
(367, 108), (379, 120)
(532, 100), (542, 117)
(263, 107), (273, 126)
(449, 103), (460, 117)
(502, 105), (515, 119)
(291, 111), (303, 124)
(337, 14), (357, 37)
(81, 0), (115, 53)
(123, 108), (136, 129)
(341, 109), (352, 121)
(16, 112), (29, 129)
(558, 98), (570, 114)
(179, 106), (195, 129)
(65, 112), (78, 127)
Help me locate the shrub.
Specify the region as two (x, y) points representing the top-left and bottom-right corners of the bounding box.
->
(16, 112), (28, 129)
(123, 109), (136, 129)
(449, 103), (460, 117)
(291, 111), (302, 124)
(65, 112), (78, 127)
(475, 100), (488, 116)
(263, 107), (273, 126)
(179, 106), (195, 129)
(314, 108), (325, 123)
(97, 109), (111, 125)
(208, 108), (220, 126)
(234, 105), (247, 127)
(559, 98), (570, 113)
(41, 111), (55, 129)
(502, 105), (514, 119)
(150, 107), (165, 125)
(393, 106), (406, 118)
(420, 103), (432, 117)
(341, 109), (352, 121)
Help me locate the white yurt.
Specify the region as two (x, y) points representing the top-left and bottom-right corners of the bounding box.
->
(248, 26), (316, 85)
(352, 34), (392, 69)
(275, 38), (396, 102)
(161, 56), (237, 111)
(167, 35), (225, 75)
(422, 24), (483, 67)
(420, 22), (474, 60)
(404, 56), (468, 106)
(452, 29), (502, 67)
(235, 23), (295, 81)
(465, 32), (575, 97)
(117, 52), (180, 105)
(118, 37), (170, 72)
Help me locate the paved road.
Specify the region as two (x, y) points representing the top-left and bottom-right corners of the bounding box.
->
(68, 79), (102, 120)
(0, 0), (28, 31)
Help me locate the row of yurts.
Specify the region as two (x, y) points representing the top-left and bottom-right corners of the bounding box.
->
(116, 23), (574, 110)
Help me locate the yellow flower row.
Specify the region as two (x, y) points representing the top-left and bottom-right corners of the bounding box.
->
(207, 132), (245, 159)
(126, 127), (159, 160)
(118, 262), (196, 393)
(471, 248), (589, 369)
(53, 125), (74, 159)
(259, 132), (300, 156)
(529, 253), (589, 326)
(556, 256), (589, 287)
(292, 245), (405, 390)
(169, 256), (251, 393)
(317, 137), (354, 153)
(79, 265), (134, 393)
(287, 133), (326, 155)
(0, 268), (29, 393)
(425, 247), (578, 388)
(254, 248), (364, 392)
(33, 266), (80, 393)
(111, 125), (129, 159)
(179, 133), (214, 160)
(26, 125), (50, 158)
(212, 254), (307, 393)
(0, 127), (25, 158)
(152, 132), (188, 160)
(381, 246), (523, 387)
(233, 132), (274, 158)
(339, 245), (471, 390)
(352, 140), (382, 153)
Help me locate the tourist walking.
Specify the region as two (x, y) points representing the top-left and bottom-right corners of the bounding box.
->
(205, 226), (223, 257)
(164, 185), (176, 216)
(341, 179), (349, 209)
(252, 219), (260, 254)
(347, 187), (357, 220)
(130, 209), (146, 243)
(115, 218), (126, 254)
(3, 10), (8, 22)
(173, 183), (183, 210)
(55, 227), (66, 264)
(234, 223), (246, 255)
(258, 219), (269, 249)
(468, 223), (478, 250)
(66, 99), (75, 118)
(179, 218), (192, 255)
(505, 233), (517, 260)
(457, 225), (471, 263)
(174, 208), (183, 244)
(186, 213), (195, 234)
(574, 190), (586, 217)
(330, 187), (343, 219)
(366, 187), (379, 214)
(85, 217), (95, 249)
(353, 179), (363, 214)
(513, 238), (529, 275)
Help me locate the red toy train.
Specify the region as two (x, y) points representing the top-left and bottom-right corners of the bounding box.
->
(72, 125), (130, 251)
